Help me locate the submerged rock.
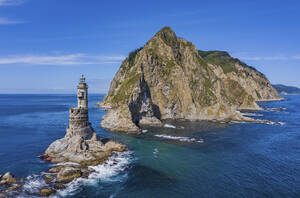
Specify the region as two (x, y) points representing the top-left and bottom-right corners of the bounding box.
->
(7, 184), (22, 191)
(54, 182), (66, 190)
(100, 27), (282, 132)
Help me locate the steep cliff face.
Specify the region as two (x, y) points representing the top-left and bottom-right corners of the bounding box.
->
(100, 27), (281, 132)
(198, 51), (280, 102)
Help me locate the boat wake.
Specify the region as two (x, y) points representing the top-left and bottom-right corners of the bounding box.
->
(155, 134), (204, 143)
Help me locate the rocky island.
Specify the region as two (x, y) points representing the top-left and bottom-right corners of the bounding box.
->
(45, 75), (125, 165)
(100, 27), (282, 133)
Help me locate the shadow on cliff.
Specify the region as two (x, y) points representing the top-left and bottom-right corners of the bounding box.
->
(128, 74), (161, 127)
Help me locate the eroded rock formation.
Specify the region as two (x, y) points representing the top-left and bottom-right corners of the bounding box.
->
(100, 27), (282, 132)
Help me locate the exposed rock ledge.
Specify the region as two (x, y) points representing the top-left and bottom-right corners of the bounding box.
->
(45, 131), (126, 166)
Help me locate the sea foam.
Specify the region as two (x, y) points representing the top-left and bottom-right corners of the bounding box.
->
(164, 124), (176, 128)
(155, 134), (204, 143)
(56, 151), (133, 197)
(14, 151), (133, 198)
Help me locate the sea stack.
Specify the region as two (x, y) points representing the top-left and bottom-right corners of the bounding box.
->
(45, 75), (126, 166)
(100, 27), (282, 133)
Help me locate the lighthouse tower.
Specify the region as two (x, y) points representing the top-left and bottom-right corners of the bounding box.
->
(77, 74), (88, 109)
(66, 75), (93, 139)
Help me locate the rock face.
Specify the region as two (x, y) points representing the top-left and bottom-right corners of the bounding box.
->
(45, 75), (126, 165)
(100, 27), (281, 132)
(56, 167), (81, 183)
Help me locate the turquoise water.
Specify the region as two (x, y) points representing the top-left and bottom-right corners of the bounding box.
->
(0, 94), (299, 197)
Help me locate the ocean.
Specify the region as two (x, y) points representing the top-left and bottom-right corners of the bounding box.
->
(0, 94), (299, 198)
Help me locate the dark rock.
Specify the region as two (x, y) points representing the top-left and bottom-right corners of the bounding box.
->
(56, 167), (81, 183)
(40, 188), (56, 196)
(54, 182), (66, 190)
(81, 170), (91, 179)
(0, 172), (16, 185)
(0, 191), (7, 198)
(48, 166), (63, 173)
(7, 184), (22, 191)
(43, 174), (54, 184)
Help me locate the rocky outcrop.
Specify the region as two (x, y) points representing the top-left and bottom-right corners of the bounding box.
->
(40, 188), (56, 197)
(45, 129), (125, 166)
(45, 76), (126, 166)
(0, 172), (16, 185)
(100, 27), (282, 132)
(56, 166), (81, 183)
(0, 172), (24, 198)
(43, 174), (54, 185)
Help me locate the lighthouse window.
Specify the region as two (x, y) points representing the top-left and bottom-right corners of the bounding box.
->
(79, 92), (84, 98)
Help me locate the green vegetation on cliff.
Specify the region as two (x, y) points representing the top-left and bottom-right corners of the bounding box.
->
(198, 51), (238, 74)
(198, 50), (264, 77)
(101, 27), (280, 133)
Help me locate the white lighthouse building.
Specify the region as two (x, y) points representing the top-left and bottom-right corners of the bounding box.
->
(77, 74), (88, 109)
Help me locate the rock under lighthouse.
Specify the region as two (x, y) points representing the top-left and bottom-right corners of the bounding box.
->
(44, 75), (126, 166)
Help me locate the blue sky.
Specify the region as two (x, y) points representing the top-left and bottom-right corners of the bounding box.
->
(0, 0), (299, 93)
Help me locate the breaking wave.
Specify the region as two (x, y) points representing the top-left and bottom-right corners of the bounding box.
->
(56, 151), (133, 197)
(155, 134), (204, 143)
(12, 151), (133, 198)
(164, 124), (176, 128)
(153, 148), (159, 158)
(241, 112), (263, 117)
(264, 107), (286, 112)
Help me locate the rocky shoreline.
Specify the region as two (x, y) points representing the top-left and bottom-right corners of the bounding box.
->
(0, 75), (128, 197)
(0, 150), (130, 197)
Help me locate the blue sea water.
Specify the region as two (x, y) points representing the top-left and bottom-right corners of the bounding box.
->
(0, 94), (299, 198)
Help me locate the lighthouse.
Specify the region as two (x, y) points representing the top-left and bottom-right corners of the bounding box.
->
(66, 75), (92, 138)
(77, 74), (88, 109)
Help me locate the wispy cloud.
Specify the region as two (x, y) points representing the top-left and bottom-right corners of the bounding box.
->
(0, 0), (23, 6)
(0, 17), (26, 25)
(0, 53), (126, 65)
(232, 52), (300, 61)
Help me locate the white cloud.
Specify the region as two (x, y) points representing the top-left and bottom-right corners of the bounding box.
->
(0, 0), (23, 6)
(232, 52), (300, 61)
(238, 56), (288, 61)
(293, 55), (300, 60)
(0, 53), (126, 66)
(0, 17), (26, 25)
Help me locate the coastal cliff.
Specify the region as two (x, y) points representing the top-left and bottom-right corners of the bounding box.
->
(100, 27), (281, 133)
